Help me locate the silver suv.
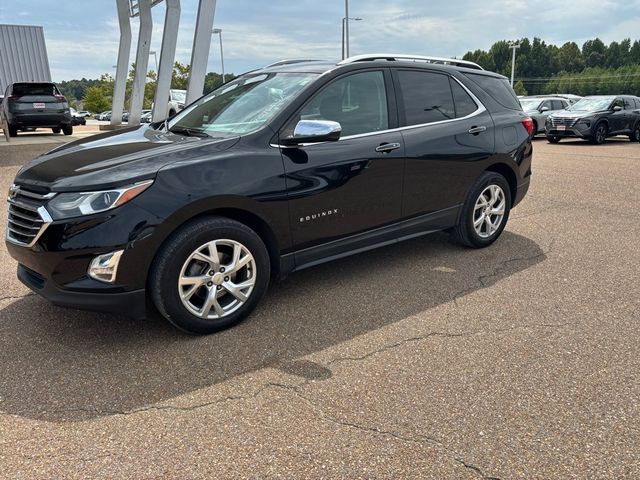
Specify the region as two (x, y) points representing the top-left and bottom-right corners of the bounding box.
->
(519, 96), (571, 135)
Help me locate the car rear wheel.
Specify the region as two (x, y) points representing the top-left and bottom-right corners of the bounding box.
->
(62, 125), (73, 136)
(52, 127), (61, 134)
(149, 216), (271, 334)
(546, 135), (561, 144)
(629, 123), (640, 142)
(7, 124), (18, 137)
(451, 171), (511, 248)
(590, 122), (607, 145)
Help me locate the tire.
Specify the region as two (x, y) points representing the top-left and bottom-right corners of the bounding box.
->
(451, 171), (511, 248)
(532, 120), (538, 136)
(629, 123), (640, 142)
(590, 122), (607, 145)
(7, 124), (18, 137)
(52, 127), (61, 134)
(62, 125), (73, 136)
(169, 109), (176, 118)
(149, 216), (271, 334)
(546, 135), (561, 144)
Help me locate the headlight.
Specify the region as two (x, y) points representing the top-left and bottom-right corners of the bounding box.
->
(47, 180), (153, 220)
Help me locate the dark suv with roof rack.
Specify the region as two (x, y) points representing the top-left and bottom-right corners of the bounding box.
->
(6, 54), (533, 334)
(545, 95), (640, 144)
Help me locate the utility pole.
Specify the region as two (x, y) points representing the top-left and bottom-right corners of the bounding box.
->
(342, 17), (362, 60)
(509, 42), (520, 87)
(344, 0), (350, 59)
(212, 28), (225, 83)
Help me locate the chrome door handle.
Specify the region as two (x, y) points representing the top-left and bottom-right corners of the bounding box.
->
(468, 126), (487, 135)
(375, 142), (401, 153)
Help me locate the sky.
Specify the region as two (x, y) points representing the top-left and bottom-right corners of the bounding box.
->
(1, 0), (640, 81)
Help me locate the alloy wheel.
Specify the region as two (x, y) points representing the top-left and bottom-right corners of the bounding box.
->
(178, 239), (256, 319)
(473, 185), (506, 238)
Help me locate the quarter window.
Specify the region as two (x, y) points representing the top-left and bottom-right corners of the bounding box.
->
(298, 71), (389, 137)
(397, 71), (456, 126)
(450, 78), (478, 117)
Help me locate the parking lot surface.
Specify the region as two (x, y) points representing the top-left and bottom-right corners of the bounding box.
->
(0, 138), (638, 479)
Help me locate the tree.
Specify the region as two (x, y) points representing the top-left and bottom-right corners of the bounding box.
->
(83, 86), (110, 113)
(171, 62), (190, 89)
(513, 80), (528, 96)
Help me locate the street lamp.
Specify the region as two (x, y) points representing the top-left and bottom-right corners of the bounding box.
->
(342, 16), (362, 60)
(212, 28), (225, 83)
(509, 42), (520, 87)
(149, 50), (158, 74)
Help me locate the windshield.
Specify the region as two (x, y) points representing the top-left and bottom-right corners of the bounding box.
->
(168, 72), (318, 136)
(568, 97), (614, 112)
(170, 90), (186, 103)
(519, 99), (542, 111)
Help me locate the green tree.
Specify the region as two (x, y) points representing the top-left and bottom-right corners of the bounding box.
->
(513, 80), (528, 96)
(83, 86), (110, 113)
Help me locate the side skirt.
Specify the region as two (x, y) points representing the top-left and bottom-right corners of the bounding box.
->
(279, 205), (461, 275)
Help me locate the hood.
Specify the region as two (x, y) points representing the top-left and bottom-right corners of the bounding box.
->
(15, 125), (240, 192)
(549, 110), (604, 119)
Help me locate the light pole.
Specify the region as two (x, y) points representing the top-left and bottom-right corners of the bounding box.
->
(509, 42), (520, 87)
(342, 16), (362, 59)
(212, 28), (225, 83)
(149, 50), (158, 74)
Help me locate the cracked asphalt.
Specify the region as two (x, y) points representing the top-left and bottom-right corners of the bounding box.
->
(0, 137), (639, 479)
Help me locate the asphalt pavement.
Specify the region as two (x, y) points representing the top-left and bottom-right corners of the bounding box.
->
(0, 136), (638, 479)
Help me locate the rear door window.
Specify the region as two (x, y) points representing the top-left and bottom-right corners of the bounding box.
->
(396, 70), (456, 125)
(463, 73), (521, 110)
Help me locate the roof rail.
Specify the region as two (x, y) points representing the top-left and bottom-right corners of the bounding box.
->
(338, 54), (484, 71)
(263, 59), (326, 68)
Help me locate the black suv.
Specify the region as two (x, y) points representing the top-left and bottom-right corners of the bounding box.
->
(1, 82), (73, 137)
(6, 55), (533, 334)
(545, 95), (640, 144)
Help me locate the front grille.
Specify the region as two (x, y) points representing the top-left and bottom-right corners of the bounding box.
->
(550, 117), (579, 128)
(6, 185), (55, 247)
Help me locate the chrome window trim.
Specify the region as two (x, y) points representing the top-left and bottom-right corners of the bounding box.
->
(272, 73), (487, 148)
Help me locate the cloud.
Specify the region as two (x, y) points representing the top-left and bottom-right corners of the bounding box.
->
(3, 0), (640, 81)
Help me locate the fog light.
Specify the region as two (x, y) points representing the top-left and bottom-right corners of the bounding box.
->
(88, 250), (124, 283)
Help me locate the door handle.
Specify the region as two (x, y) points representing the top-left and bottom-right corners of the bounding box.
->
(375, 142), (401, 153)
(468, 126), (487, 135)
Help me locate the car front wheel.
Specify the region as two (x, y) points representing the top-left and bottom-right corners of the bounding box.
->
(62, 125), (73, 135)
(451, 171), (511, 248)
(149, 217), (271, 334)
(590, 122), (607, 145)
(546, 135), (561, 144)
(629, 123), (640, 142)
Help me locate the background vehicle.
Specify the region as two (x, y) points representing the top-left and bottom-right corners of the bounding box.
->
(70, 108), (86, 126)
(546, 95), (640, 144)
(76, 110), (91, 118)
(141, 110), (153, 123)
(96, 111), (111, 121)
(1, 82), (72, 137)
(520, 96), (570, 134)
(6, 55), (532, 335)
(168, 89), (186, 116)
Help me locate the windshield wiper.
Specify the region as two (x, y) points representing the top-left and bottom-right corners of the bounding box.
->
(168, 126), (210, 138)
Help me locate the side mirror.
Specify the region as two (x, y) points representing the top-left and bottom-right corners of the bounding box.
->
(540, 107), (550, 113)
(613, 105), (623, 112)
(281, 120), (342, 145)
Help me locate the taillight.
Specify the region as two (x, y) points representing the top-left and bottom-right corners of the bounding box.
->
(54, 94), (66, 101)
(522, 117), (535, 136)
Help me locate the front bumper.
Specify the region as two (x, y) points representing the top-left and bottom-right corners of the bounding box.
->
(6, 201), (163, 319)
(545, 121), (592, 138)
(17, 264), (147, 319)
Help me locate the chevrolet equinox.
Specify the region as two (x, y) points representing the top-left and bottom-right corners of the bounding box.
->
(6, 54), (533, 334)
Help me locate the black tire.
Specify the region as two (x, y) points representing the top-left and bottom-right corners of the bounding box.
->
(532, 120), (538, 136)
(590, 122), (607, 145)
(546, 135), (561, 144)
(629, 123), (640, 142)
(451, 171), (511, 248)
(149, 216), (271, 334)
(62, 125), (73, 136)
(169, 109), (176, 117)
(7, 124), (18, 137)
(52, 127), (61, 134)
